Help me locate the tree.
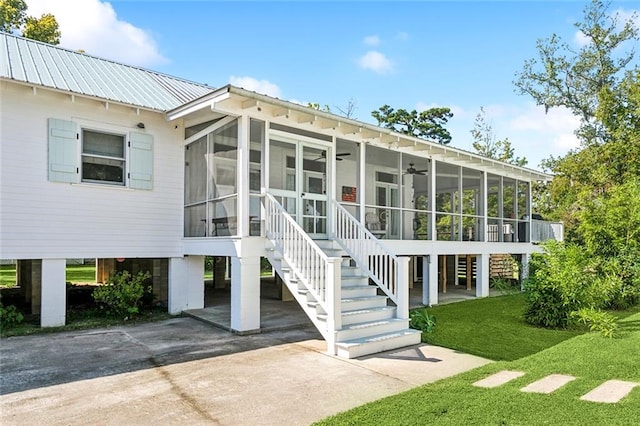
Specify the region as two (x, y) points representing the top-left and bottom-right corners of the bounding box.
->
(0, 0), (60, 44)
(22, 13), (59, 44)
(514, 0), (638, 146)
(371, 105), (453, 144)
(0, 0), (26, 33)
(308, 98), (358, 119)
(470, 107), (527, 166)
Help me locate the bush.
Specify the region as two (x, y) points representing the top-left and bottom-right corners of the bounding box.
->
(0, 293), (24, 329)
(524, 241), (617, 329)
(409, 309), (436, 333)
(92, 271), (151, 320)
(570, 308), (617, 338)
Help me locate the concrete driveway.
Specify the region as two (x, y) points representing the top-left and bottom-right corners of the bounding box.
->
(1, 318), (490, 425)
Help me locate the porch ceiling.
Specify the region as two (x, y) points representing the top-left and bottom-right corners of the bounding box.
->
(167, 85), (553, 182)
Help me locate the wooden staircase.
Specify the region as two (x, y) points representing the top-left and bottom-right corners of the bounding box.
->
(266, 240), (420, 359)
(264, 193), (420, 359)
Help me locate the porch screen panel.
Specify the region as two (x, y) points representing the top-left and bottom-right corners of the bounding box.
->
(209, 121), (238, 199)
(435, 161), (460, 241)
(462, 167), (482, 241)
(365, 145), (399, 238)
(184, 118), (240, 238)
(249, 119), (265, 236)
(184, 136), (207, 236)
(402, 154), (430, 240)
(503, 177), (516, 242)
(269, 140), (296, 191)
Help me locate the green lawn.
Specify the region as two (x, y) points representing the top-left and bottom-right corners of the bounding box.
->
(416, 294), (585, 361)
(318, 308), (640, 425)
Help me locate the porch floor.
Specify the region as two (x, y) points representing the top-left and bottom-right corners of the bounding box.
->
(184, 278), (508, 332)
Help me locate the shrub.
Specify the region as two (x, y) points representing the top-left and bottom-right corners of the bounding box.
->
(0, 305), (24, 329)
(570, 308), (617, 338)
(409, 309), (436, 333)
(92, 271), (151, 320)
(523, 241), (617, 329)
(0, 294), (24, 329)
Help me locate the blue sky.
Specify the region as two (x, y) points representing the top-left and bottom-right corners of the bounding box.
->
(28, 1), (639, 170)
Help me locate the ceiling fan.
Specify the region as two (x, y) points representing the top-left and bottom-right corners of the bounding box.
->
(313, 151), (351, 161)
(405, 163), (428, 175)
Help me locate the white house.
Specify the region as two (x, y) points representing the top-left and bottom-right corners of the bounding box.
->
(0, 33), (562, 358)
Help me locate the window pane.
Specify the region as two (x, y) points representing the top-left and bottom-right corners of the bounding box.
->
(83, 130), (124, 158)
(82, 156), (124, 184)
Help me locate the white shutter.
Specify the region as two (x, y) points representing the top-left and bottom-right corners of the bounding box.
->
(48, 118), (78, 183)
(128, 132), (153, 190)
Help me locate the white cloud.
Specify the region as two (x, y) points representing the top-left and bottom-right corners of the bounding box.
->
(229, 76), (282, 98)
(26, 0), (166, 67)
(615, 8), (640, 30)
(357, 51), (393, 74)
(363, 35), (380, 46)
(396, 31), (409, 41)
(447, 103), (581, 170)
(574, 30), (590, 47)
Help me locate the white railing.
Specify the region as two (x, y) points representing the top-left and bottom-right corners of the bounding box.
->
(264, 193), (342, 344)
(531, 220), (564, 243)
(331, 200), (409, 319)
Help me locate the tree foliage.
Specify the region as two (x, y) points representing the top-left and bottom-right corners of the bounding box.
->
(371, 104), (453, 144)
(0, 0), (60, 44)
(514, 0), (638, 146)
(519, 1), (640, 331)
(470, 107), (527, 166)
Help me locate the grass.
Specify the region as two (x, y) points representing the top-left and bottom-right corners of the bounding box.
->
(1, 264), (96, 287)
(317, 306), (640, 426)
(416, 294), (585, 361)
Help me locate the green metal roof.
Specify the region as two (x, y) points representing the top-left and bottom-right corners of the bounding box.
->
(0, 33), (213, 111)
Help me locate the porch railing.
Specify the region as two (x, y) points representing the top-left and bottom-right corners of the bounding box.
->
(331, 200), (409, 319)
(264, 193), (342, 344)
(531, 219), (564, 243)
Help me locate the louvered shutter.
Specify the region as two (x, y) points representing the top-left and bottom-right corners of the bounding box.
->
(128, 132), (153, 190)
(48, 118), (78, 183)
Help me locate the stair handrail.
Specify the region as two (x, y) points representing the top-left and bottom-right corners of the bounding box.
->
(264, 193), (342, 344)
(330, 200), (409, 318)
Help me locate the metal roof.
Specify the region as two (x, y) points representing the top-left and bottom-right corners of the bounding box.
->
(0, 32), (214, 111)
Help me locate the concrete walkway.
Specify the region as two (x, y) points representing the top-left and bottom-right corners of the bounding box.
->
(1, 318), (490, 425)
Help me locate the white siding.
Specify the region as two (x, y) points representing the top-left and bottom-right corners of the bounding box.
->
(0, 82), (184, 259)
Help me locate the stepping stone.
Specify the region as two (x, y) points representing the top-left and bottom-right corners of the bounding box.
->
(580, 380), (639, 403)
(473, 370), (526, 388)
(520, 374), (576, 394)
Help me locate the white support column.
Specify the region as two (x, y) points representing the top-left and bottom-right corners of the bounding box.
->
(423, 255), (438, 306)
(476, 254), (490, 298)
(40, 259), (66, 327)
(396, 257), (410, 320)
(168, 256), (204, 314)
(429, 160), (437, 240)
(481, 171), (488, 241)
(358, 141), (366, 224)
(328, 135), (338, 237)
(230, 255), (261, 333)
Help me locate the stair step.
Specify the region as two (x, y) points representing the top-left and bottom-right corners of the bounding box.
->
(340, 306), (396, 325)
(341, 276), (369, 286)
(341, 285), (377, 298)
(341, 265), (362, 277)
(335, 329), (422, 359)
(336, 318), (409, 341)
(342, 295), (388, 310)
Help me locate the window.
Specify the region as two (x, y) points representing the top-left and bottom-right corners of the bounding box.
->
(82, 130), (126, 185)
(47, 118), (153, 189)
